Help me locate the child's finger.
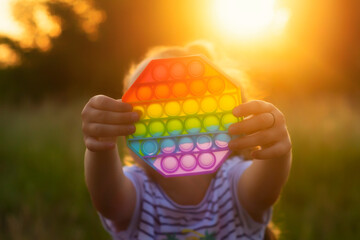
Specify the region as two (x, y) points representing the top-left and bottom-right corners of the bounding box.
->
(86, 109), (139, 125)
(89, 95), (132, 112)
(251, 141), (292, 160)
(228, 112), (275, 135)
(232, 100), (274, 117)
(83, 123), (136, 137)
(84, 136), (115, 152)
(228, 128), (281, 151)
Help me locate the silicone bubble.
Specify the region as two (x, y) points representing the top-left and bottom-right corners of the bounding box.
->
(161, 156), (179, 173)
(164, 101), (181, 116)
(196, 135), (213, 150)
(149, 121), (165, 137)
(203, 115), (220, 132)
(215, 133), (231, 148)
(170, 62), (186, 80)
(123, 55), (242, 177)
(152, 64), (168, 81)
(190, 80), (206, 96)
(188, 60), (204, 77)
(137, 86), (152, 100)
(221, 113), (238, 129)
(141, 140), (159, 156)
(185, 117), (202, 134)
(147, 103), (163, 118)
(183, 99), (199, 115)
(161, 138), (177, 154)
(166, 119), (183, 135)
(179, 136), (194, 152)
(198, 153), (216, 169)
(219, 94), (236, 111)
(155, 84), (170, 99)
(172, 82), (188, 98)
(201, 97), (217, 113)
(133, 123), (147, 138)
(180, 154), (197, 171)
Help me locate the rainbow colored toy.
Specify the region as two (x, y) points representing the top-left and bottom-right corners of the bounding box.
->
(122, 55), (242, 177)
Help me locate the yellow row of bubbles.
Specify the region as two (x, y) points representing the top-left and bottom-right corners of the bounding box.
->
(132, 95), (237, 120)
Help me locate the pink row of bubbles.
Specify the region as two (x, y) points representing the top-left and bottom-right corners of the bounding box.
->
(160, 152), (216, 173)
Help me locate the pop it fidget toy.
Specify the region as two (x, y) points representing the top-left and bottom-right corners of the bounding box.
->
(123, 55), (242, 177)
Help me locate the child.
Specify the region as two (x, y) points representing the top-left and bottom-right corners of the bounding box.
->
(81, 42), (292, 240)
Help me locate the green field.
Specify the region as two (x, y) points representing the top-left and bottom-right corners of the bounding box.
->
(1, 97), (359, 239)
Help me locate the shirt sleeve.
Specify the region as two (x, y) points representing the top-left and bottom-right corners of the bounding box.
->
(228, 156), (272, 237)
(98, 166), (144, 240)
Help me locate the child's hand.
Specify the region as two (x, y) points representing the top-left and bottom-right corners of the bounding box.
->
(81, 95), (139, 152)
(228, 100), (291, 160)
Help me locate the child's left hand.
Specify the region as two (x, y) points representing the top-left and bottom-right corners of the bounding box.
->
(228, 100), (292, 160)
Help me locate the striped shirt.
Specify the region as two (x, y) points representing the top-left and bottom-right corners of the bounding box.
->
(100, 156), (271, 240)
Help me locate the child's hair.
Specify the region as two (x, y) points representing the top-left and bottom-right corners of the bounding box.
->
(121, 40), (279, 240)
(123, 40), (215, 91)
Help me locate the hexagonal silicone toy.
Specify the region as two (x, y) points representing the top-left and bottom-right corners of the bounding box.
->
(122, 55), (242, 177)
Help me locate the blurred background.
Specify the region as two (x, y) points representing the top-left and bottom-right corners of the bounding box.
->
(0, 0), (359, 239)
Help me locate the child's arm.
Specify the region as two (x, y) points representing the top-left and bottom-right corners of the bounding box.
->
(81, 95), (139, 229)
(228, 100), (292, 222)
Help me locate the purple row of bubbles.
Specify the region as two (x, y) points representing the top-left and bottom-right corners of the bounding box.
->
(160, 152), (216, 173)
(178, 134), (231, 152)
(177, 135), (211, 153)
(158, 133), (231, 155)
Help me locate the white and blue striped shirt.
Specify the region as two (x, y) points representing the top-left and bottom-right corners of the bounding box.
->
(100, 156), (271, 240)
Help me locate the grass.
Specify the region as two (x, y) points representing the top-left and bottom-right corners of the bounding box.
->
(0, 96), (359, 239)
(273, 96), (360, 239)
(0, 100), (108, 239)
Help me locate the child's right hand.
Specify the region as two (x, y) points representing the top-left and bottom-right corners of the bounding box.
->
(81, 95), (139, 152)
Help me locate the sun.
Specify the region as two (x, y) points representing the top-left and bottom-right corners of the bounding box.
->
(213, 0), (290, 39)
(0, 0), (23, 38)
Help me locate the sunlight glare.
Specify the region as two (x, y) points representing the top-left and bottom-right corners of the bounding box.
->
(213, 0), (290, 39)
(0, 0), (23, 38)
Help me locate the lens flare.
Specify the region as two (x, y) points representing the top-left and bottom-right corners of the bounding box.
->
(213, 0), (290, 39)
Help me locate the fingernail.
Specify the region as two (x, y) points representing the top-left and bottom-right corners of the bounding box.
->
(129, 125), (136, 133)
(233, 107), (240, 117)
(251, 151), (257, 158)
(131, 112), (139, 121)
(107, 142), (115, 148)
